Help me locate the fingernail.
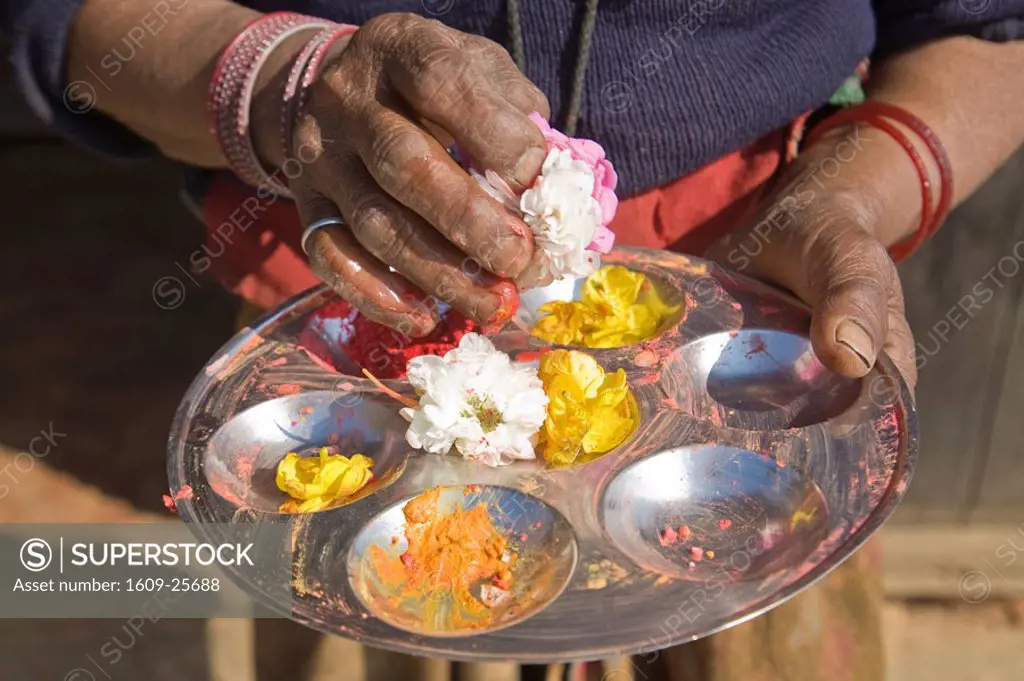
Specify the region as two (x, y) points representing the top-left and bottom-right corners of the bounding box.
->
(406, 298), (440, 330)
(514, 146), (546, 189)
(509, 220), (531, 241)
(515, 259), (546, 291)
(475, 278), (520, 327)
(836, 319), (874, 370)
(408, 312), (438, 337)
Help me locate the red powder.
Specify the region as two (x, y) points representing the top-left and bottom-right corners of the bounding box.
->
(744, 334), (767, 357)
(235, 336), (263, 362)
(659, 527), (678, 547)
(275, 383), (302, 395)
(162, 485), (194, 514)
(678, 525), (691, 539)
(718, 518), (732, 530)
(519, 533), (529, 541)
(205, 353), (229, 377)
(634, 349), (658, 367)
(235, 448), (257, 486)
(300, 346), (339, 373)
(690, 546), (704, 562)
(303, 299), (480, 379)
(485, 279), (520, 327)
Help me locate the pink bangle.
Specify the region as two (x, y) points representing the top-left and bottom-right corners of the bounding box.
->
(208, 12), (327, 197)
(282, 24), (354, 161)
(237, 22), (333, 197)
(287, 25), (359, 159)
(281, 26), (336, 162)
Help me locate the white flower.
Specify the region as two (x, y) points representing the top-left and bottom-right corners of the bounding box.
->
(519, 148), (603, 280)
(400, 333), (548, 467)
(469, 168), (519, 213)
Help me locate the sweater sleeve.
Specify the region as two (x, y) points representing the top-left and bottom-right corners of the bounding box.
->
(0, 0), (154, 157)
(873, 0), (1024, 57)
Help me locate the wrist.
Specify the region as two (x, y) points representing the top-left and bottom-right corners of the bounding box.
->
(249, 30), (320, 171)
(796, 126), (894, 239)
(210, 13), (348, 196)
(251, 32), (354, 172)
(795, 106), (946, 250)
(754, 127), (884, 240)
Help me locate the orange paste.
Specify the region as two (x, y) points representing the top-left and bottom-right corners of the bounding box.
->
(368, 487), (514, 629)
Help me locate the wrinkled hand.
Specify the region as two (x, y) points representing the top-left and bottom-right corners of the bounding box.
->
(284, 13), (550, 336)
(707, 142), (917, 392)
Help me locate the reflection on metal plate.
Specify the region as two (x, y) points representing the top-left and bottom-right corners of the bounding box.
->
(167, 247), (916, 662)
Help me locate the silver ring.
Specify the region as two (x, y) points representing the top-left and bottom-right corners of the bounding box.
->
(301, 216), (345, 255)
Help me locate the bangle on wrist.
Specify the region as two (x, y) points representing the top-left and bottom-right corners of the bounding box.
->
(282, 24), (359, 161)
(805, 101), (953, 263)
(208, 12), (331, 198)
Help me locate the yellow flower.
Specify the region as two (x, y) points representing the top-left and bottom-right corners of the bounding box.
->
(582, 264), (645, 316)
(275, 448), (374, 513)
(532, 301), (593, 346)
(531, 265), (679, 348)
(538, 350), (637, 467)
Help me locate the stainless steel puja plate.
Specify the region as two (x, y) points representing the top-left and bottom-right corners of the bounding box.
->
(167, 247), (916, 662)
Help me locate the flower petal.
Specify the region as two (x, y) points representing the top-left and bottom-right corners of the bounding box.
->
(567, 137), (606, 165)
(587, 226), (616, 254)
(581, 409), (634, 454)
(538, 349), (637, 466)
(402, 333), (546, 467)
(275, 449), (375, 512)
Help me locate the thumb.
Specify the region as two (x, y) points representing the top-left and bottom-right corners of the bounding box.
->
(711, 217), (897, 380)
(801, 225), (895, 379)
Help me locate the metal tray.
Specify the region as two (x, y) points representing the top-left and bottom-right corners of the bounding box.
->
(167, 247), (916, 662)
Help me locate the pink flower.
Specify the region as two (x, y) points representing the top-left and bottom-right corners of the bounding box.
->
(459, 114), (619, 280)
(589, 225), (616, 255)
(528, 113), (619, 233)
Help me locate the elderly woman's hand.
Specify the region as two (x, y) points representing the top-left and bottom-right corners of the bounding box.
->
(270, 13), (551, 337)
(707, 129), (918, 391)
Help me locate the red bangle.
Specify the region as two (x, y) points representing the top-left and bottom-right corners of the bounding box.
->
(806, 110), (933, 259)
(859, 102), (954, 243)
(805, 101), (953, 262)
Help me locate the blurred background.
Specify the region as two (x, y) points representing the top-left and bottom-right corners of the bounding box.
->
(0, 40), (1022, 680)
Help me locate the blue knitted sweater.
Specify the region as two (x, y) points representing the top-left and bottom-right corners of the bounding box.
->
(3, 0), (1022, 196)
